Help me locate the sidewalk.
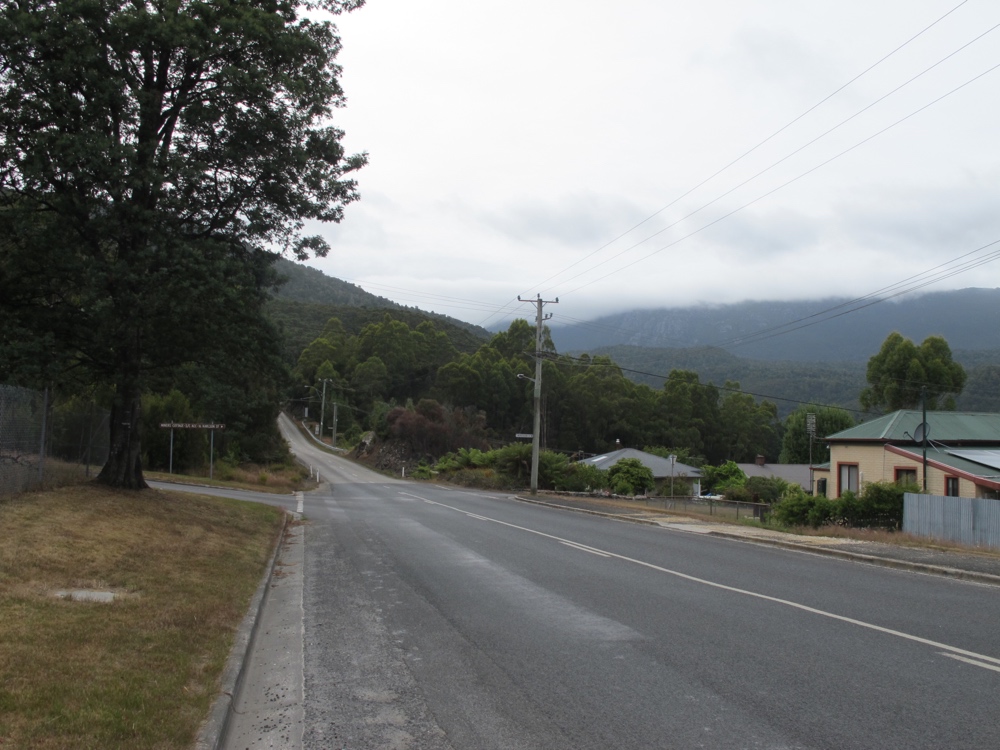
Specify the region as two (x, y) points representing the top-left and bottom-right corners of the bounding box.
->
(514, 492), (1000, 586)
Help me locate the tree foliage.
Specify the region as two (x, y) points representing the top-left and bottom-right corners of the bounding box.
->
(305, 315), (789, 467)
(779, 405), (856, 464)
(701, 460), (746, 492)
(0, 0), (365, 487)
(606, 458), (655, 496)
(859, 332), (966, 413)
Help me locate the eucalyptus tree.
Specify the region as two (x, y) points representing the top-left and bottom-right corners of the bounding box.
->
(859, 332), (966, 413)
(0, 0), (365, 487)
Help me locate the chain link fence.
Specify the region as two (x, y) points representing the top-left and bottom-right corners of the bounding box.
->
(0, 384), (109, 497)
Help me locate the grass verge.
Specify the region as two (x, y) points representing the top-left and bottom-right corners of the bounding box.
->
(0, 483), (285, 749)
(145, 461), (313, 494)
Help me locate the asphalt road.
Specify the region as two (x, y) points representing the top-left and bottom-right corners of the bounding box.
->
(265, 415), (1000, 750)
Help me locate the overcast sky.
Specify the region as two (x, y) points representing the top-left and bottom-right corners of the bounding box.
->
(302, 0), (1000, 330)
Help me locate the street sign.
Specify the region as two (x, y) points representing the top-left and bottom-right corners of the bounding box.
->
(516, 433), (533, 439)
(160, 423), (225, 478)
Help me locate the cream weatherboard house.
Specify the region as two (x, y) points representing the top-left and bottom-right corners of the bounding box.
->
(813, 410), (1000, 500)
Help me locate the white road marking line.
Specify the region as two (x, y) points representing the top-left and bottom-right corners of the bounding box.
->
(940, 653), (1000, 673)
(560, 541), (611, 558)
(400, 492), (1000, 670)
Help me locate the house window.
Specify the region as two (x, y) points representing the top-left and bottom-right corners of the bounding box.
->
(839, 464), (859, 495)
(945, 477), (960, 497)
(895, 468), (917, 486)
(816, 478), (827, 497)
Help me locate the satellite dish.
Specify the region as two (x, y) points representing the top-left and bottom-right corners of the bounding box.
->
(913, 422), (930, 443)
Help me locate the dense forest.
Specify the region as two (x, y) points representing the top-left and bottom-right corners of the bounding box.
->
(293, 313), (821, 468)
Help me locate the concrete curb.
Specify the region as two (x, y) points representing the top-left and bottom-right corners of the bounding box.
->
(195, 511), (291, 750)
(512, 494), (1000, 588)
(702, 529), (1000, 586)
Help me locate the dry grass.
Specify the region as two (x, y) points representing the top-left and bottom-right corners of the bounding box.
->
(145, 461), (313, 495)
(787, 523), (1000, 557)
(0, 483), (285, 749)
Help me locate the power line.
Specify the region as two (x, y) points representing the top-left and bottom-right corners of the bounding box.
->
(557, 60), (1000, 298)
(539, 23), (1000, 297)
(499, 0), (975, 304)
(710, 238), (1000, 350)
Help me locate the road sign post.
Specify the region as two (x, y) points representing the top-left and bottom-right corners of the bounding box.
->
(159, 423), (225, 477)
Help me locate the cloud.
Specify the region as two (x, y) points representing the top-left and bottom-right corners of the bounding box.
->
(475, 193), (648, 248)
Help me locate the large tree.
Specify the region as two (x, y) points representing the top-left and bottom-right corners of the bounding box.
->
(859, 332), (966, 413)
(0, 0), (365, 487)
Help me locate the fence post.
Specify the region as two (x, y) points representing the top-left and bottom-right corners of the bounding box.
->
(37, 387), (49, 486)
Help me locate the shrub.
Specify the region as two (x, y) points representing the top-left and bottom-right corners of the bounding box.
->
(772, 481), (908, 530)
(607, 458), (654, 496)
(556, 462), (607, 492)
(854, 481), (908, 529)
(772, 485), (813, 527)
(702, 460), (746, 493)
(744, 476), (789, 503)
(411, 462), (434, 479)
(723, 485), (754, 503)
(658, 477), (692, 497)
(806, 495), (835, 528)
(537, 451), (570, 490)
(491, 443), (533, 480)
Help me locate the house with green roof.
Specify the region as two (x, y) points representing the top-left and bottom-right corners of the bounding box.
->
(813, 410), (1000, 499)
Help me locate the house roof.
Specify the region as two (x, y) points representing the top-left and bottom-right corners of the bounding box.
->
(578, 448), (702, 479)
(736, 462), (811, 490)
(885, 444), (1000, 490)
(826, 410), (1000, 443)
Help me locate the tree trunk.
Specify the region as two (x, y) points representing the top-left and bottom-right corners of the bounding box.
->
(97, 366), (148, 490)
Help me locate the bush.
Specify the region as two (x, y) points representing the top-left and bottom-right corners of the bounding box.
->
(537, 451), (570, 490)
(411, 462), (434, 479)
(852, 481), (908, 529)
(744, 476), (789, 503)
(772, 481), (908, 530)
(723, 485), (754, 503)
(556, 462), (607, 492)
(702, 460), (746, 493)
(491, 443), (533, 480)
(806, 495), (835, 528)
(772, 485), (814, 527)
(607, 458), (654, 496)
(657, 477), (692, 497)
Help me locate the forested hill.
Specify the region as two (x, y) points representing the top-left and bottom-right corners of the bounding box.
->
(549, 288), (1000, 362)
(272, 257), (399, 308)
(590, 345), (867, 417)
(588, 344), (1000, 418)
(267, 259), (490, 361)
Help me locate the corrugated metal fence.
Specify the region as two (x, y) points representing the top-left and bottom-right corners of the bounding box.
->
(0, 384), (109, 497)
(903, 493), (1000, 550)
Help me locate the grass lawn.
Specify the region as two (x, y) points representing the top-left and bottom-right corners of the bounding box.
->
(0, 483), (285, 749)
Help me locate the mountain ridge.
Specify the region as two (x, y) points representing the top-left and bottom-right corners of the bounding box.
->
(548, 288), (1000, 362)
